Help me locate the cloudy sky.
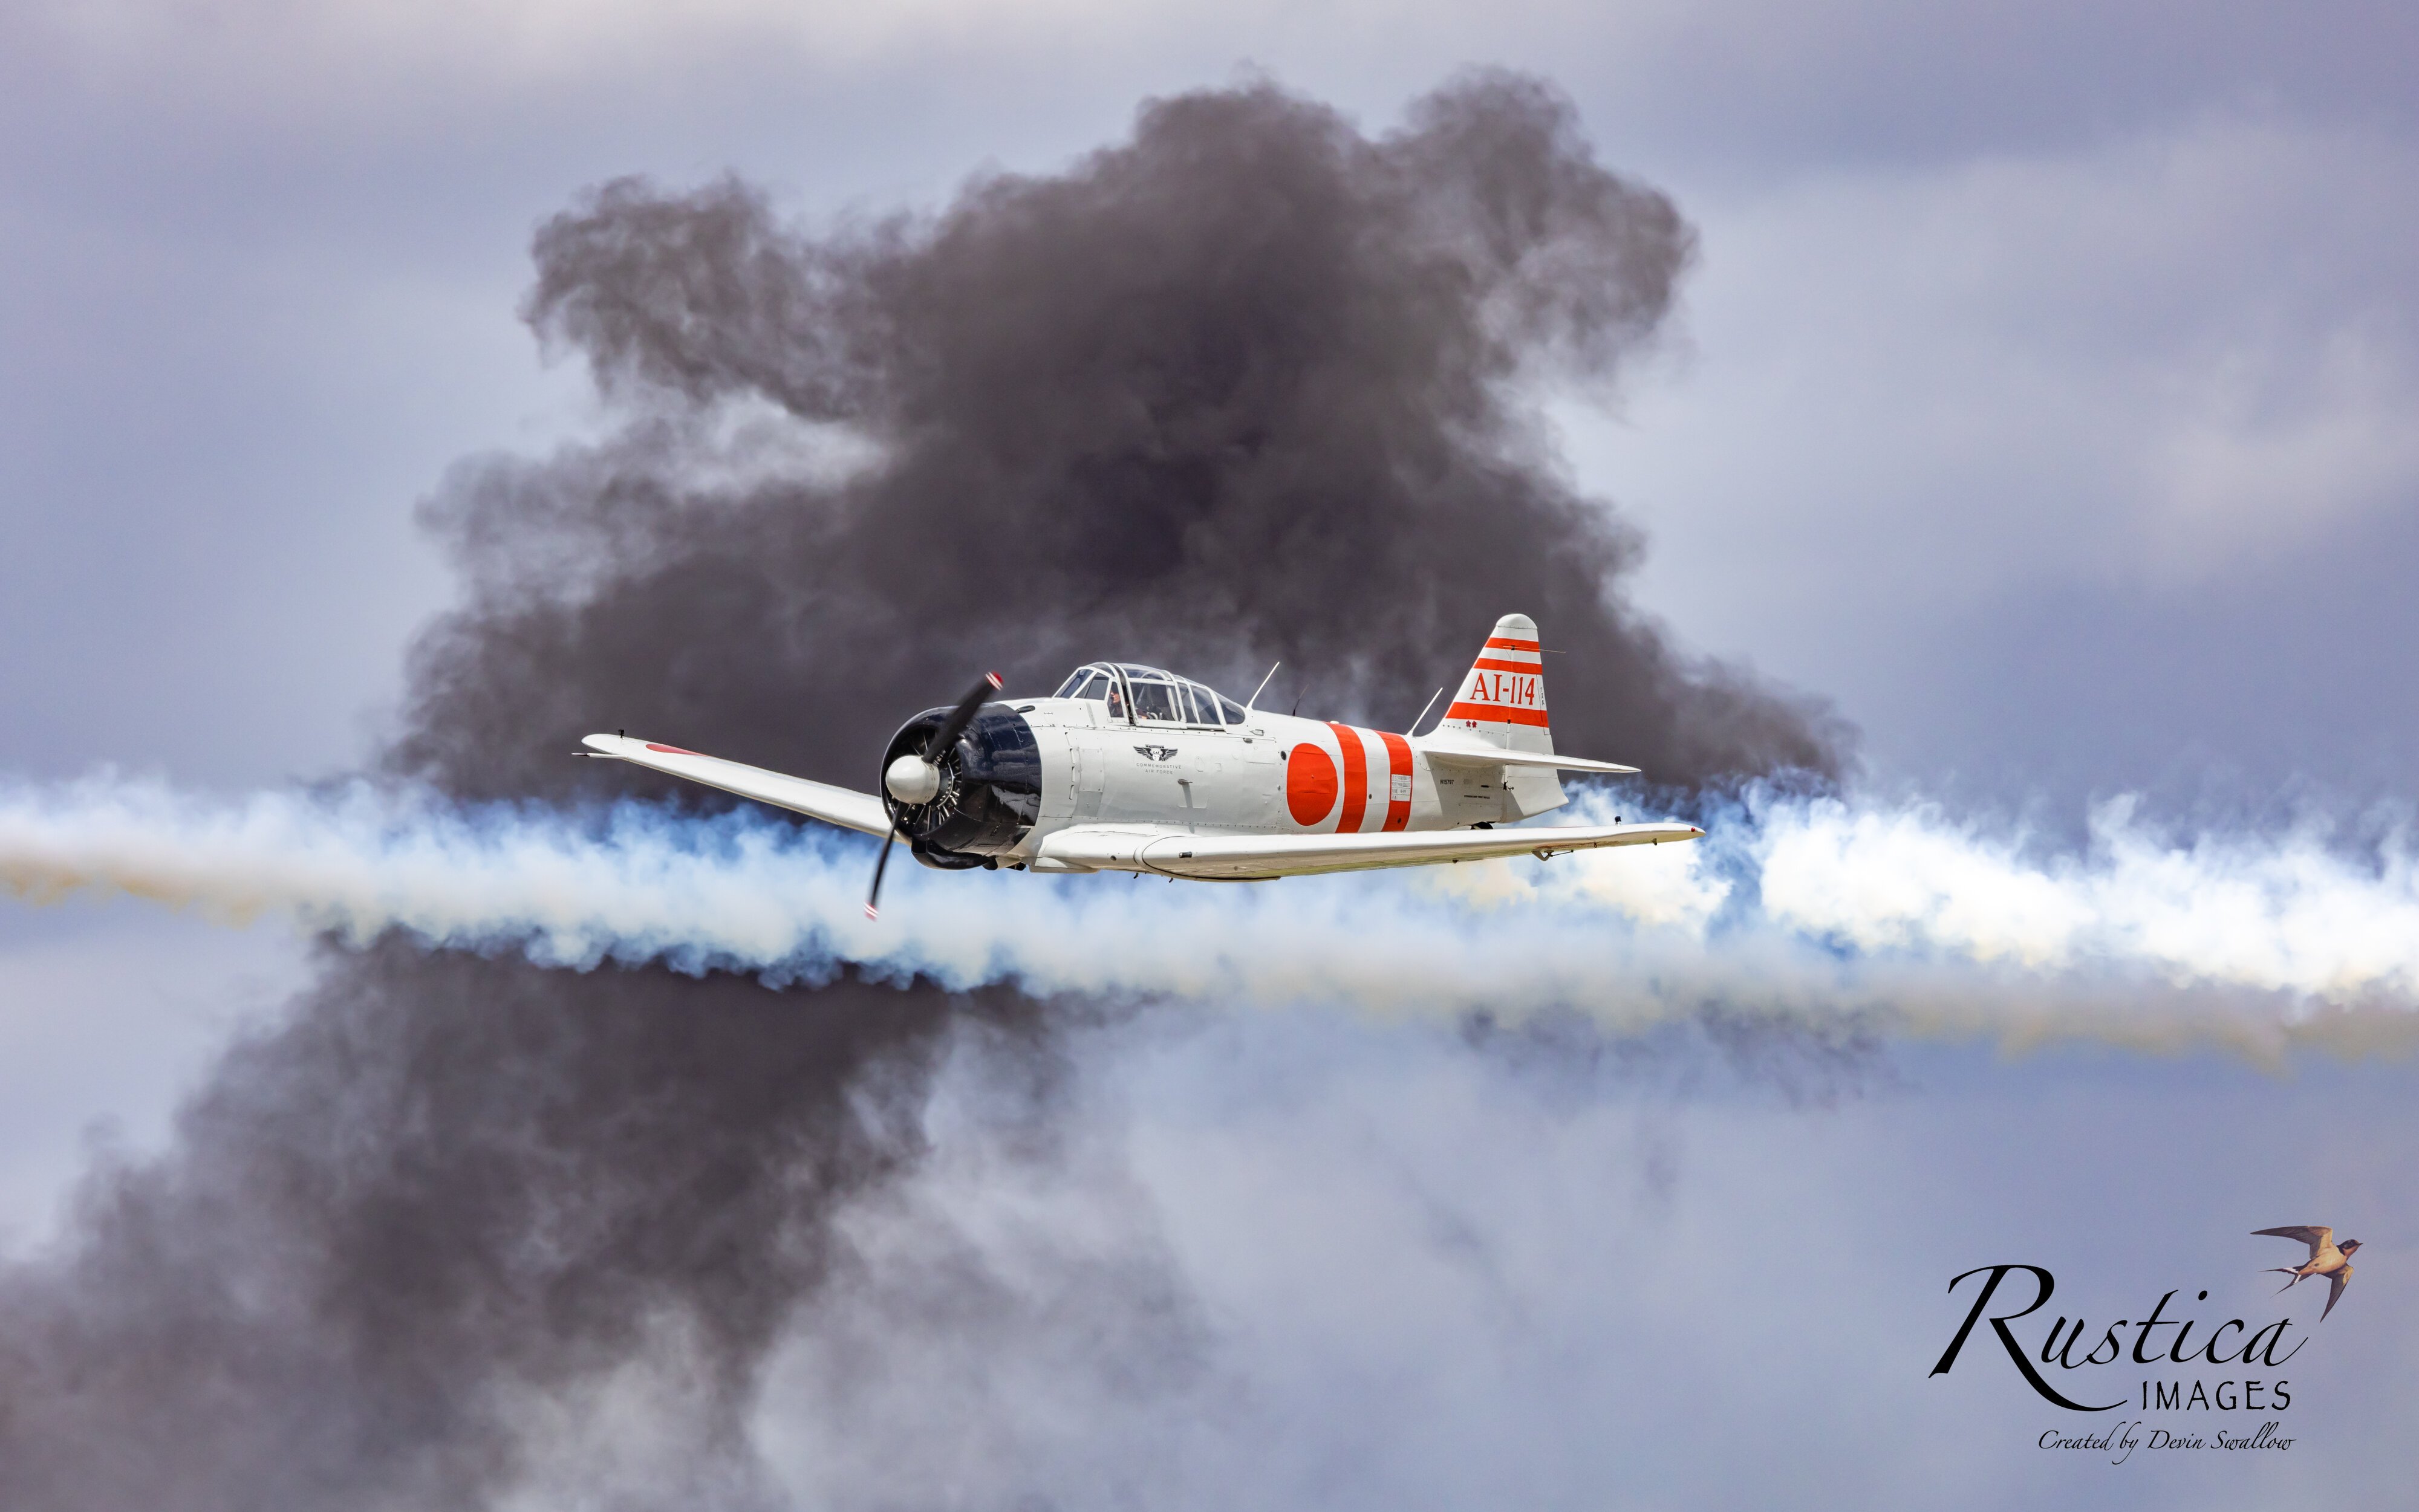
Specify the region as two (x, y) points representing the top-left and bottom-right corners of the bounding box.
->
(1, 2), (2414, 1507)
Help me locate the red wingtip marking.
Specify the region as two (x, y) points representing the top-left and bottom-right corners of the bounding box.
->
(644, 743), (701, 755)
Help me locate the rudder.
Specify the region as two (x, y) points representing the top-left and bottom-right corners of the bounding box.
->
(1439, 612), (1564, 817)
(1443, 613), (1550, 750)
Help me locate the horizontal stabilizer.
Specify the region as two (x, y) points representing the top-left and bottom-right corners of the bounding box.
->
(581, 734), (891, 837)
(1415, 737), (1640, 776)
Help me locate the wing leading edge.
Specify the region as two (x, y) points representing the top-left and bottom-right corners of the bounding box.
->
(1035, 820), (1704, 880)
(581, 733), (890, 837)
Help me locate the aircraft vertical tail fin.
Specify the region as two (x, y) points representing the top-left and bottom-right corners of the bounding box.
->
(1442, 612), (1551, 752)
(1437, 612), (1564, 818)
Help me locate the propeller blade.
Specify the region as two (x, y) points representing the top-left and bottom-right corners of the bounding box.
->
(864, 819), (900, 920)
(922, 671), (1004, 762)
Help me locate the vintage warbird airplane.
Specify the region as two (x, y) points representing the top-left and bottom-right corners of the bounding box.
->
(582, 613), (1703, 917)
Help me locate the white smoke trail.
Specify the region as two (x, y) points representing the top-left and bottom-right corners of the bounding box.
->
(3, 773), (2415, 1040)
(1758, 794), (2419, 1002)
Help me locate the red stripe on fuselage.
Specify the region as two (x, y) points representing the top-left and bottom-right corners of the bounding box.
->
(1327, 722), (1370, 832)
(1378, 730), (1412, 831)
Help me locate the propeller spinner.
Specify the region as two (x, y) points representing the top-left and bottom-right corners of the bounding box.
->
(866, 670), (1002, 919)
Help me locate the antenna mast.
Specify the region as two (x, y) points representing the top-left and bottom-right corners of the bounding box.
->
(1242, 661), (1281, 713)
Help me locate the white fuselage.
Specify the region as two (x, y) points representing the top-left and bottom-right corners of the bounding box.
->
(1000, 697), (1571, 866)
(579, 611), (1702, 890)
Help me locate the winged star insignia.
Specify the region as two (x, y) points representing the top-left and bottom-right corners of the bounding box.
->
(1133, 744), (1179, 762)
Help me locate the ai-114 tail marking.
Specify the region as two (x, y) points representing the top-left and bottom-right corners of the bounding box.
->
(582, 613), (1704, 917)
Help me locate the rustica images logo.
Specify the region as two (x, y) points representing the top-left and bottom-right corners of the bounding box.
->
(1927, 1223), (2366, 1462)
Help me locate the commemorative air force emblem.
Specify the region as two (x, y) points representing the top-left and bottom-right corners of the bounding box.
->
(1133, 744), (1179, 762)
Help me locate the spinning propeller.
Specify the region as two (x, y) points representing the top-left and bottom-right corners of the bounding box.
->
(865, 670), (1002, 920)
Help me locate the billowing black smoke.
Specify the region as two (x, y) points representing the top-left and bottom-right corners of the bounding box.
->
(399, 71), (1841, 799)
(0, 73), (1847, 1509)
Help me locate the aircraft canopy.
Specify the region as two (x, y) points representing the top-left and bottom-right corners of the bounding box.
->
(1051, 663), (1251, 727)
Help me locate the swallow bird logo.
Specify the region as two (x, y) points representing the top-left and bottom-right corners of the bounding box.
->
(1133, 744), (1179, 762)
(2255, 1225), (2362, 1320)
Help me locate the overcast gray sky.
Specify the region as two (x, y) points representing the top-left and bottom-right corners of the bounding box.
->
(2, 0), (2412, 799)
(1, 2), (2413, 1506)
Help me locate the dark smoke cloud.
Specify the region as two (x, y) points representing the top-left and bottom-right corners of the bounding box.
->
(0, 938), (1066, 1510)
(0, 73), (1847, 1508)
(400, 68), (1844, 799)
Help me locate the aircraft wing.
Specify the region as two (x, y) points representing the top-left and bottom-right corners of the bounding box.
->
(1413, 736), (1641, 776)
(581, 733), (891, 837)
(1034, 820), (1703, 880)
